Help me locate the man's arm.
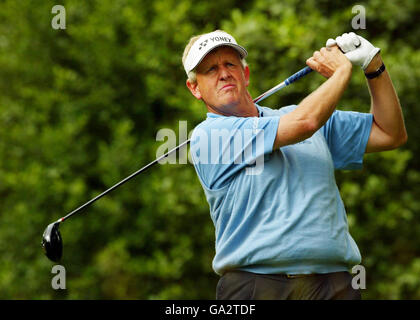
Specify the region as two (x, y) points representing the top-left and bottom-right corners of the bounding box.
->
(364, 54), (408, 153)
(273, 46), (352, 150)
(326, 32), (407, 153)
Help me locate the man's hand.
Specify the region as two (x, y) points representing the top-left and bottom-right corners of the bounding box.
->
(306, 45), (352, 78)
(326, 32), (380, 70)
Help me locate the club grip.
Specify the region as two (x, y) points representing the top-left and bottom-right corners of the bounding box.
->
(284, 66), (312, 86)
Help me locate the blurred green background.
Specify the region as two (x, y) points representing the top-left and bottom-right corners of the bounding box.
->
(0, 0), (419, 299)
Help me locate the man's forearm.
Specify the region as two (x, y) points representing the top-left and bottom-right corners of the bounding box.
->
(296, 64), (352, 130)
(366, 54), (407, 144)
(273, 47), (352, 150)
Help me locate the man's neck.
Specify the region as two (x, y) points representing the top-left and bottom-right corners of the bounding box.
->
(206, 93), (258, 117)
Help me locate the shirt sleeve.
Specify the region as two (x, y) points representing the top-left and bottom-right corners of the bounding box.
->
(190, 116), (280, 189)
(321, 110), (373, 170)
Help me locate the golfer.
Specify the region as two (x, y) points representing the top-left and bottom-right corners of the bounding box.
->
(183, 30), (407, 299)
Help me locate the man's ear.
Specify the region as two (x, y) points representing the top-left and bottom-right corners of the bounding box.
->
(186, 79), (202, 100)
(244, 65), (250, 87)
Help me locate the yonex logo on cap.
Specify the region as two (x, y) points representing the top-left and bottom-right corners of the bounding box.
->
(183, 31), (248, 75)
(210, 36), (232, 43)
(199, 36), (233, 50)
(198, 39), (208, 50)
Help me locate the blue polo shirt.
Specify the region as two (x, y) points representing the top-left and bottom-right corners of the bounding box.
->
(190, 104), (373, 275)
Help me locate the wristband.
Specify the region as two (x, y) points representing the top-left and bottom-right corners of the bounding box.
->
(365, 63), (386, 79)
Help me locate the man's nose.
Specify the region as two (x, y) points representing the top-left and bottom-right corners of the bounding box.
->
(218, 66), (232, 80)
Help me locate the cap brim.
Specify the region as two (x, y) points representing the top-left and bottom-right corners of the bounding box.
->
(189, 43), (247, 73)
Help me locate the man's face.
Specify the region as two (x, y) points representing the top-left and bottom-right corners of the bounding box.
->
(187, 46), (250, 110)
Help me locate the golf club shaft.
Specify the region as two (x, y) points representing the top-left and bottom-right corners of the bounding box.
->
(58, 66), (312, 223)
(58, 139), (190, 223)
(253, 66), (312, 103)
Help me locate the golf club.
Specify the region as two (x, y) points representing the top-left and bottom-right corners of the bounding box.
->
(41, 66), (313, 262)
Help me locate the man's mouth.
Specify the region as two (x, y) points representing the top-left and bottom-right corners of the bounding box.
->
(220, 84), (236, 92)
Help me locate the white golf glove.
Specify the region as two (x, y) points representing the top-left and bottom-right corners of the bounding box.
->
(326, 32), (380, 70)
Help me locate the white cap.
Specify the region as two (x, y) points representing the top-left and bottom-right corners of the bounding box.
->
(183, 30), (248, 75)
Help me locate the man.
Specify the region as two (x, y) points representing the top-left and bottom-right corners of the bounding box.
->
(183, 30), (407, 299)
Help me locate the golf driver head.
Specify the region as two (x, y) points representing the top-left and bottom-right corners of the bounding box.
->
(42, 222), (63, 262)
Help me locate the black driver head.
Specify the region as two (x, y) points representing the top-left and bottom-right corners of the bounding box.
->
(41, 222), (63, 262)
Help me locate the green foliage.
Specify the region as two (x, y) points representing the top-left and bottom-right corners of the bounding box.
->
(0, 0), (418, 299)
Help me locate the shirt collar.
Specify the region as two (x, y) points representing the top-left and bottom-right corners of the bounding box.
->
(206, 104), (264, 118)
